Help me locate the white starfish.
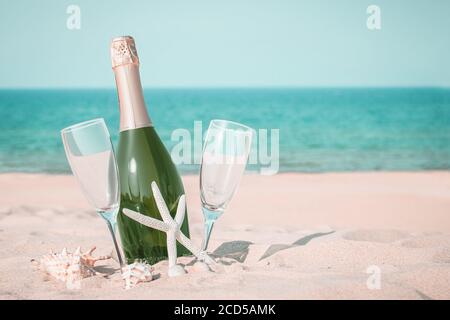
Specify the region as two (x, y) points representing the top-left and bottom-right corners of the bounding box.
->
(123, 181), (214, 277)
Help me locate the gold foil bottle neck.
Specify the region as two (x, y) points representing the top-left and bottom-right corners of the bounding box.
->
(110, 35), (151, 131)
(110, 36), (139, 69)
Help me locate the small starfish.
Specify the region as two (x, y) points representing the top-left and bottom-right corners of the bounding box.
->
(123, 181), (214, 277)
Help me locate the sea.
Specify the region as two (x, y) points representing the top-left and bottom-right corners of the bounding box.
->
(0, 88), (449, 174)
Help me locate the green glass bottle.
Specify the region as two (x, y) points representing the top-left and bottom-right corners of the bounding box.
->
(111, 36), (190, 264)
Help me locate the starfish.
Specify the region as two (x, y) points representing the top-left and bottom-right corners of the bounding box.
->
(123, 181), (214, 277)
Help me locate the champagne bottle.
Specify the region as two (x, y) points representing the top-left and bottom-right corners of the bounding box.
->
(110, 36), (190, 264)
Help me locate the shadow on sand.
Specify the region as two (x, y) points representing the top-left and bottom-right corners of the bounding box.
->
(209, 231), (336, 264)
(259, 231), (335, 261)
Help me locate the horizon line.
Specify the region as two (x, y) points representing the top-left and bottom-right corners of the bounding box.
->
(1, 85), (450, 90)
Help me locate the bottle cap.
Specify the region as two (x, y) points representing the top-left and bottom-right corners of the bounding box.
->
(110, 36), (139, 69)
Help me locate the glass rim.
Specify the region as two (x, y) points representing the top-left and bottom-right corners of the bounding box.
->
(209, 119), (253, 134)
(61, 118), (106, 134)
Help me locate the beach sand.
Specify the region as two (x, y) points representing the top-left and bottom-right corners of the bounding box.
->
(0, 172), (450, 299)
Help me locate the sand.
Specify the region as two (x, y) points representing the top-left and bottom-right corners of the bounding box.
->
(0, 172), (450, 299)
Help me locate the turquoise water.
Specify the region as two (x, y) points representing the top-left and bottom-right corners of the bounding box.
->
(0, 88), (449, 173)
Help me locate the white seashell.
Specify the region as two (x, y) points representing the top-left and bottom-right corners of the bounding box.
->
(33, 246), (111, 290)
(121, 261), (154, 290)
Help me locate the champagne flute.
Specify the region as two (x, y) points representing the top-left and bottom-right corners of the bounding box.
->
(61, 118), (124, 267)
(200, 119), (253, 251)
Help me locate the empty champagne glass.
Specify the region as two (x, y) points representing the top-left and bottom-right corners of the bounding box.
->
(200, 119), (253, 251)
(61, 118), (124, 267)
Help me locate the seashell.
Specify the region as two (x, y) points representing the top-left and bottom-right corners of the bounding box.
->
(121, 261), (154, 290)
(32, 246), (111, 290)
(78, 246), (111, 268)
(192, 261), (211, 273)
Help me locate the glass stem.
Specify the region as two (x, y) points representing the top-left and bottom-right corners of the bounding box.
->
(202, 219), (215, 252)
(201, 206), (223, 252)
(98, 209), (125, 268)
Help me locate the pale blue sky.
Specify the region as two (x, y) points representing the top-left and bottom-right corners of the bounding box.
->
(0, 0), (449, 88)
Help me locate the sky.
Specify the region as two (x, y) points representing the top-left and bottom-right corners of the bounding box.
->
(0, 0), (449, 88)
